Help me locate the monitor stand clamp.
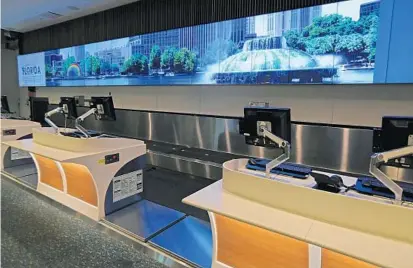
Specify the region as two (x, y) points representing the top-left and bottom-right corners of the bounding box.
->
(259, 126), (291, 179)
(370, 145), (413, 205)
(75, 108), (97, 138)
(44, 107), (63, 134)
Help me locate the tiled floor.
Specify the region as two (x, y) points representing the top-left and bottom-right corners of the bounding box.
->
(1, 177), (167, 268)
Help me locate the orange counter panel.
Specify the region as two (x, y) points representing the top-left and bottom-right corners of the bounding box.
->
(61, 163), (98, 206)
(215, 213), (308, 268)
(33, 154), (63, 191)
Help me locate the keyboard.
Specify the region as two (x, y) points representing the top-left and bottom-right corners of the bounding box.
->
(60, 130), (101, 138)
(355, 177), (413, 202)
(246, 158), (312, 179)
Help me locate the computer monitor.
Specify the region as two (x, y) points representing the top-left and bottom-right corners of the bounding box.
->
(1, 96), (10, 113)
(30, 97), (49, 124)
(59, 97), (78, 120)
(372, 116), (413, 169)
(89, 96), (116, 121)
(381, 116), (413, 151)
(240, 106), (291, 147)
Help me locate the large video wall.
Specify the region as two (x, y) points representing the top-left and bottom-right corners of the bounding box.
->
(18, 0), (408, 87)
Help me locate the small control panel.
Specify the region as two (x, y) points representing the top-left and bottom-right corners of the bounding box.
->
(105, 153), (119, 165)
(2, 129), (16, 136)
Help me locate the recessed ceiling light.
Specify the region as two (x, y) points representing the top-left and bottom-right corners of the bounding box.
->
(40, 12), (63, 19)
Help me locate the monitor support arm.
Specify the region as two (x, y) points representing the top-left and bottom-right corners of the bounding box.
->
(369, 145), (413, 205)
(44, 107), (63, 134)
(75, 108), (97, 138)
(260, 127), (291, 179)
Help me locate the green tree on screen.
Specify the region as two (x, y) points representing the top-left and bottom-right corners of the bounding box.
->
(336, 34), (365, 55)
(122, 58), (132, 73)
(359, 14), (379, 62)
(83, 56), (101, 75)
(283, 13), (379, 62)
(122, 54), (148, 74)
(100, 60), (111, 74)
(149, 45), (162, 70)
(173, 48), (197, 73)
(161, 47), (177, 71)
(284, 30), (306, 51)
(305, 35), (340, 55)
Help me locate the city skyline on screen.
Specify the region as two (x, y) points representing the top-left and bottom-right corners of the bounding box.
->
(18, 0), (386, 87)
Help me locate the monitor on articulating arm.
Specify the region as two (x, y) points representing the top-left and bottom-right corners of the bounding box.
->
(239, 103), (291, 179)
(89, 96), (116, 121)
(241, 106), (291, 147)
(44, 97), (78, 132)
(59, 97), (78, 120)
(74, 96), (116, 138)
(381, 116), (413, 154)
(370, 116), (413, 204)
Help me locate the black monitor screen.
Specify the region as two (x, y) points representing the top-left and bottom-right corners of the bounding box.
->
(382, 116), (413, 151)
(30, 97), (49, 124)
(89, 96), (116, 121)
(242, 107), (291, 147)
(1, 96), (10, 113)
(59, 97), (78, 120)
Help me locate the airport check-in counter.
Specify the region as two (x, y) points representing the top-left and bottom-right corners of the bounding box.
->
(2, 106), (412, 268)
(3, 128), (146, 220)
(1, 119), (41, 170)
(184, 159), (413, 268)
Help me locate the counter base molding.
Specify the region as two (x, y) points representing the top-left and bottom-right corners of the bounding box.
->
(213, 213), (308, 268)
(321, 249), (377, 268)
(2, 129), (146, 221)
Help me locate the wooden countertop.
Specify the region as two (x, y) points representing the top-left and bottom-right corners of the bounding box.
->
(183, 180), (413, 268)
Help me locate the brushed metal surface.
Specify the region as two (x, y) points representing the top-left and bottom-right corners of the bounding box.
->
(380, 165), (413, 183)
(147, 151), (222, 181)
(290, 124), (373, 174)
(109, 110), (373, 175)
(149, 216), (213, 268)
(4, 163), (37, 178)
(49, 105), (410, 177)
(105, 199), (185, 241)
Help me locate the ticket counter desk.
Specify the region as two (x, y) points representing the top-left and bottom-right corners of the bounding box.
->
(2, 128), (146, 221)
(1, 119), (41, 170)
(184, 159), (413, 268)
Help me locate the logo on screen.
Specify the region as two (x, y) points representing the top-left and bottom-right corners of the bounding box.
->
(22, 65), (41, 76)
